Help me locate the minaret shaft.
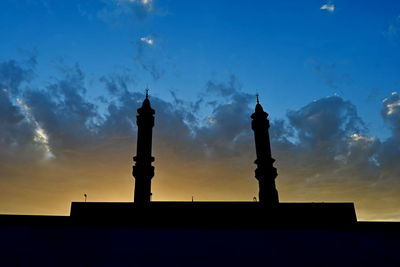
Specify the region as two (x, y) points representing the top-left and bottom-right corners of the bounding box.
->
(132, 94), (155, 203)
(251, 102), (279, 204)
(136, 120), (153, 161)
(253, 127), (272, 162)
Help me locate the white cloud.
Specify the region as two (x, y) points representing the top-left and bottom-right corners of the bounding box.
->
(16, 98), (55, 160)
(124, 0), (151, 4)
(98, 0), (155, 24)
(350, 133), (374, 142)
(387, 100), (400, 115)
(383, 92), (400, 115)
(140, 36), (154, 45)
(117, 0), (153, 11)
(320, 3), (335, 13)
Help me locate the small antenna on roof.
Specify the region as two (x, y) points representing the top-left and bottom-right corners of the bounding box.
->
(84, 194), (87, 203)
(145, 86), (149, 99)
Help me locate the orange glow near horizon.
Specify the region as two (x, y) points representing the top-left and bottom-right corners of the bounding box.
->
(1, 145), (399, 222)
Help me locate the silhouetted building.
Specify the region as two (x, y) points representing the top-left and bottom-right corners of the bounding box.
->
(251, 95), (279, 204)
(132, 89), (155, 203)
(69, 90), (357, 226)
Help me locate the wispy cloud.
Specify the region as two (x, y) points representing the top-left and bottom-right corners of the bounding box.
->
(140, 36), (154, 45)
(134, 34), (173, 81)
(320, 3), (335, 13)
(16, 98), (54, 160)
(117, 0), (153, 11)
(97, 0), (156, 25)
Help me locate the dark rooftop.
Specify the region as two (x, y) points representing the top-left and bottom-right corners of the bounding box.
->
(66, 201), (358, 228)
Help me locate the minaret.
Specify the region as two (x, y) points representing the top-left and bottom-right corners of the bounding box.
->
(132, 88), (155, 203)
(251, 94), (279, 204)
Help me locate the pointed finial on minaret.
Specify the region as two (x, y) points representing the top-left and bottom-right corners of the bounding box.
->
(145, 87), (149, 99)
(256, 92), (259, 104)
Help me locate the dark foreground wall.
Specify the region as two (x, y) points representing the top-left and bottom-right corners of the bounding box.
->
(70, 202), (357, 227)
(0, 218), (399, 266)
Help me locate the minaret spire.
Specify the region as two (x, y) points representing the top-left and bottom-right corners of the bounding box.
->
(132, 88), (155, 203)
(251, 94), (279, 204)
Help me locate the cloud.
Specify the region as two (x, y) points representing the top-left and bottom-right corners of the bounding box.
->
(278, 96), (371, 182)
(0, 59), (46, 161)
(382, 92), (400, 137)
(1, 59), (400, 220)
(320, 3), (335, 13)
(115, 0), (153, 15)
(22, 63), (99, 158)
(134, 34), (172, 81)
(16, 98), (54, 160)
(377, 92), (400, 184)
(0, 89), (33, 159)
(84, 0), (168, 81)
(97, 0), (155, 25)
(140, 36), (154, 45)
(0, 60), (34, 96)
(287, 96), (364, 146)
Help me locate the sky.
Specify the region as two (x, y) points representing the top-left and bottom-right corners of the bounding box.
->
(0, 0), (400, 221)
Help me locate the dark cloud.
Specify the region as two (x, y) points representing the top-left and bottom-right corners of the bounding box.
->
(196, 91), (253, 158)
(377, 92), (400, 181)
(0, 89), (37, 161)
(287, 96), (364, 148)
(382, 92), (400, 138)
(269, 119), (293, 143)
(269, 96), (379, 184)
(1, 58), (400, 219)
(0, 59), (42, 162)
(0, 90), (24, 125)
(24, 64), (98, 154)
(0, 60), (34, 95)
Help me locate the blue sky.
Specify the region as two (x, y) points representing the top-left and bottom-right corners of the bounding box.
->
(1, 0), (400, 136)
(1, 0), (400, 220)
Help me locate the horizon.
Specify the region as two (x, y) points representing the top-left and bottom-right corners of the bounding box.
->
(1, 0), (400, 221)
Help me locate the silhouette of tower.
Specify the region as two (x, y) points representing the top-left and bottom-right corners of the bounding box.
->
(132, 88), (155, 203)
(251, 94), (279, 204)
